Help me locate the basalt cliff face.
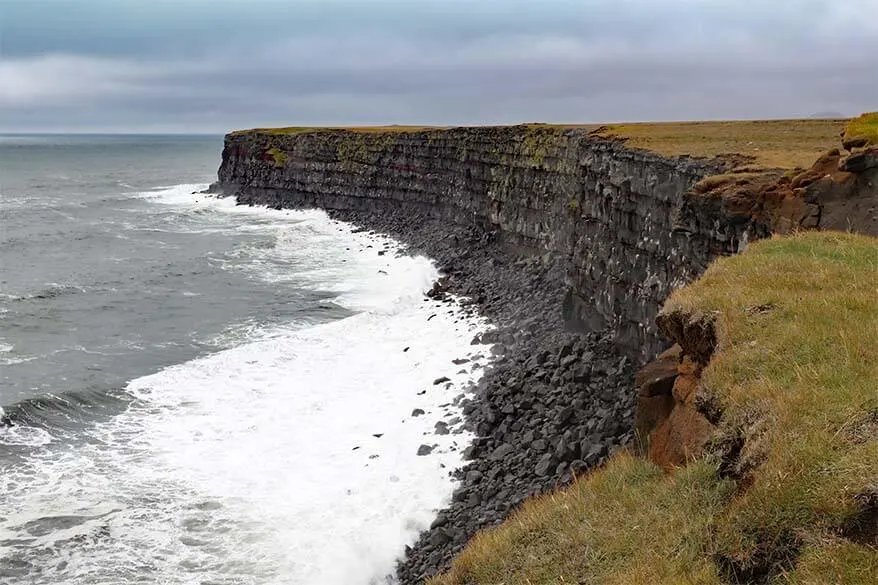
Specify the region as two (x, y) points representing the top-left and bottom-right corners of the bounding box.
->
(218, 126), (759, 361)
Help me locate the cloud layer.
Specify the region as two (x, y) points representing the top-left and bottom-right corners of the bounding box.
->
(2, 0), (876, 132)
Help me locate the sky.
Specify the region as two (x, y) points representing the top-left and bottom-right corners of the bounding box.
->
(1, 0), (876, 133)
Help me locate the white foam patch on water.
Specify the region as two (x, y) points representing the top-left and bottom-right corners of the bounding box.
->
(0, 185), (494, 584)
(143, 184), (443, 314)
(0, 423), (53, 446)
(0, 340), (39, 366)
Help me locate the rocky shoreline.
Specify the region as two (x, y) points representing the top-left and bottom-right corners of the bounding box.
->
(213, 122), (877, 583)
(247, 200), (641, 583)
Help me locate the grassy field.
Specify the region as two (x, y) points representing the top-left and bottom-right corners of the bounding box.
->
(431, 231), (878, 585)
(592, 119), (847, 170)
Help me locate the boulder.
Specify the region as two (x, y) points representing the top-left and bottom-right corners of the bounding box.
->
(840, 147), (878, 173)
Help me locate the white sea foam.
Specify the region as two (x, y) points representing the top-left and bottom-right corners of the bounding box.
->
(0, 341), (38, 365)
(0, 423), (53, 447)
(0, 185), (493, 584)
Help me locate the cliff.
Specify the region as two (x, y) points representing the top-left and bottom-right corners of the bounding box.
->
(217, 123), (876, 362)
(218, 125), (754, 361)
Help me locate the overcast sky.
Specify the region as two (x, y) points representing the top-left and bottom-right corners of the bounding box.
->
(2, 0), (876, 133)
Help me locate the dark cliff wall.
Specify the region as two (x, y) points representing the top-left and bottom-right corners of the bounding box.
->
(217, 126), (756, 361)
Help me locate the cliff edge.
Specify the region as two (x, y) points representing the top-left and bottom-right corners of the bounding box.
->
(217, 120), (876, 362)
(431, 231), (877, 585)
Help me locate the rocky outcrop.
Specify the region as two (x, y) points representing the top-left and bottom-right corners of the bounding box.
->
(634, 310), (719, 469)
(681, 147), (878, 238)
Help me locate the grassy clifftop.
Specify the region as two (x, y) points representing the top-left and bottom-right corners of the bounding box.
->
(230, 119), (847, 170)
(431, 231), (877, 585)
(843, 112), (878, 149)
(592, 119), (847, 170)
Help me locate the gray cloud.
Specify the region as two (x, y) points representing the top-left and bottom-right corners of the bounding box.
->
(1, 0), (876, 132)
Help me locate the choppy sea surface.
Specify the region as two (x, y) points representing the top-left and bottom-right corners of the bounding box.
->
(0, 135), (489, 584)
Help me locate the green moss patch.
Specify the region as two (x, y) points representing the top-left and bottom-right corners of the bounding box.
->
(266, 147), (288, 167)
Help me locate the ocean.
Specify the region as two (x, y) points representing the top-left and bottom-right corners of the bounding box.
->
(0, 135), (490, 584)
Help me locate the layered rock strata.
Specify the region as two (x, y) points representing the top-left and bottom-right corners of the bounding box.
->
(218, 126), (751, 361)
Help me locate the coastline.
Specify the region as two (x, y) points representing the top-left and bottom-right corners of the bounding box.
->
(213, 194), (641, 582)
(212, 119), (876, 582)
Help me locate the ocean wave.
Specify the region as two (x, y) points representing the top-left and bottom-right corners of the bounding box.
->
(0, 181), (497, 584)
(120, 289), (491, 584)
(2, 283), (86, 302)
(0, 388), (130, 434)
(0, 208), (495, 584)
(136, 183), (210, 205)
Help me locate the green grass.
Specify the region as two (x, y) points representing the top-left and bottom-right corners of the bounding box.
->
(591, 119), (847, 170)
(843, 112), (878, 148)
(432, 455), (732, 585)
(266, 147), (288, 166)
(665, 231), (878, 581)
(788, 540), (878, 584)
(432, 231), (878, 585)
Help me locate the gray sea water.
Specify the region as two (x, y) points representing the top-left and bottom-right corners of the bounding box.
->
(0, 135), (490, 584)
(1, 135), (347, 410)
